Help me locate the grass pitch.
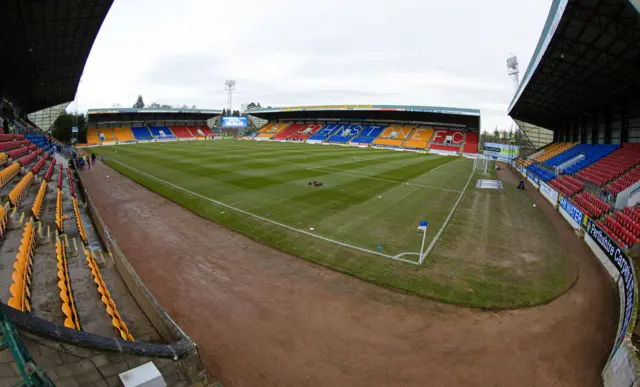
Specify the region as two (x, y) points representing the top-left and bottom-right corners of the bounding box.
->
(93, 140), (574, 308)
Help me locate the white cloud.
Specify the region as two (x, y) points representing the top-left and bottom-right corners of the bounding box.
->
(73, 0), (553, 130)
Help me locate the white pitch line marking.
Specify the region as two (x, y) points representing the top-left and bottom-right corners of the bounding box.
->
(419, 165), (475, 264)
(106, 159), (421, 265)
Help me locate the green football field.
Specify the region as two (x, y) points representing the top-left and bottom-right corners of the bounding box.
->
(93, 140), (575, 308)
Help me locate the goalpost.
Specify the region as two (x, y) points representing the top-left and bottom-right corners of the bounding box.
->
(473, 154), (489, 174)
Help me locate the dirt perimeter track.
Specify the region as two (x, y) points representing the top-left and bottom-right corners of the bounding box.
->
(80, 161), (615, 387)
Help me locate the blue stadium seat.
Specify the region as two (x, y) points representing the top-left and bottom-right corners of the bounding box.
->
(131, 127), (154, 141)
(327, 125), (363, 143)
(565, 144), (619, 175)
(149, 126), (176, 139)
(308, 124), (340, 141)
(350, 125), (386, 144)
(526, 164), (556, 182)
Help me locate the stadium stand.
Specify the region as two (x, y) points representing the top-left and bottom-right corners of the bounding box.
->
(574, 192), (608, 218)
(607, 168), (640, 196)
(308, 124), (340, 142)
(428, 129), (465, 154)
(549, 175), (584, 197)
(403, 128), (434, 149)
(196, 125), (214, 137)
(98, 128), (116, 142)
(258, 122), (275, 133)
(131, 127), (154, 141)
(257, 122), (290, 139)
(0, 153), (6, 166)
(149, 126), (176, 140)
(288, 124), (323, 141)
(350, 125), (386, 144)
(113, 127), (136, 142)
(532, 143), (576, 162)
(85, 249), (134, 341)
(8, 148), (29, 160)
(273, 123), (304, 140)
(168, 126), (196, 139)
(0, 163), (20, 188)
(373, 126), (413, 147)
(87, 128), (100, 144)
(57, 240), (81, 330)
(463, 132), (479, 154)
(601, 214), (640, 249)
(0, 134), (13, 142)
(31, 181), (47, 220)
(8, 172), (33, 207)
(0, 141), (22, 152)
(17, 152), (38, 167)
(8, 221), (35, 313)
(327, 124), (364, 143)
(526, 164), (555, 182)
(575, 144), (640, 187)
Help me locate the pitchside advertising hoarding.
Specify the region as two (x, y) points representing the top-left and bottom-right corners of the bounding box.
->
(221, 116), (248, 127)
(558, 196), (586, 230)
(483, 143), (519, 163)
(539, 181), (559, 207)
(585, 218), (636, 355)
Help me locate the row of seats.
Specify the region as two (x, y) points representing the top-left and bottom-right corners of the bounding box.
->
(0, 152), (6, 166)
(606, 168), (640, 195)
(288, 124), (323, 141)
(0, 141), (22, 152)
(350, 126), (385, 144)
(85, 249), (134, 341)
(31, 153), (49, 174)
(573, 192), (607, 218)
(576, 144), (640, 186)
(0, 203), (7, 237)
(31, 181), (47, 220)
(8, 172), (33, 207)
(549, 179), (575, 197)
(614, 211), (640, 239)
(532, 143), (577, 162)
(88, 126), (215, 144)
(428, 144), (461, 154)
(58, 240), (82, 330)
(527, 164), (556, 182)
(273, 124), (304, 140)
(72, 197), (87, 243)
(56, 188), (64, 233)
(8, 221), (35, 312)
(462, 132), (479, 154)
(373, 126), (414, 147)
(0, 163), (20, 189)
(45, 160), (56, 181)
(564, 145), (618, 175)
(404, 128), (434, 149)
(601, 216), (640, 249)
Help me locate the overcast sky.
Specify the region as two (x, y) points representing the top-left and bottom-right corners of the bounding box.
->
(74, 0), (553, 131)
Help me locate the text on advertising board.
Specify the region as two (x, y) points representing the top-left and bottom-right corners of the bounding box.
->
(221, 116), (248, 127)
(559, 196), (584, 226)
(586, 218), (635, 352)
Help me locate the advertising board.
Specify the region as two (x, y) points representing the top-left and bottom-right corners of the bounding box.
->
(539, 181), (559, 207)
(527, 173), (539, 189)
(483, 142), (520, 162)
(222, 117), (248, 127)
(584, 218), (636, 356)
(558, 196), (584, 230)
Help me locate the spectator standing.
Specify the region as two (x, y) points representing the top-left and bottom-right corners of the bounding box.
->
(2, 118), (8, 134)
(91, 153), (96, 166)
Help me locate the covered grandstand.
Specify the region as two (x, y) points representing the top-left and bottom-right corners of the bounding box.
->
(509, 0), (640, 384)
(0, 1), (209, 385)
(246, 104), (481, 155)
(86, 107), (221, 144)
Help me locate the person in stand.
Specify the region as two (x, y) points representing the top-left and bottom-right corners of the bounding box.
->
(91, 153), (96, 166)
(2, 118), (8, 134)
(68, 158), (74, 171)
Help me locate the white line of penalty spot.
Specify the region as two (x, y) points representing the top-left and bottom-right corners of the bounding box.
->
(106, 158), (473, 265)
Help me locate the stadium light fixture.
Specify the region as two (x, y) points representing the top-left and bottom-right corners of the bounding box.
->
(506, 55), (519, 88)
(225, 80), (236, 114)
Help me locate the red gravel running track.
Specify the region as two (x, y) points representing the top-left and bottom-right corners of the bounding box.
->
(80, 161), (616, 387)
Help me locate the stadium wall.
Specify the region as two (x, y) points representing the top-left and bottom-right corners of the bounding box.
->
(512, 161), (640, 386)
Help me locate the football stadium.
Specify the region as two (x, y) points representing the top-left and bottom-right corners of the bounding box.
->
(0, 0), (640, 386)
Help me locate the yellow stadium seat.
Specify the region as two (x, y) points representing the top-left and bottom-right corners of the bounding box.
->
(259, 123), (275, 132)
(85, 249), (134, 341)
(0, 152), (7, 166)
(98, 128), (116, 142)
(113, 127), (135, 142)
(0, 162), (20, 189)
(373, 126), (414, 147)
(403, 128), (434, 149)
(8, 172), (33, 207)
(87, 129), (100, 145)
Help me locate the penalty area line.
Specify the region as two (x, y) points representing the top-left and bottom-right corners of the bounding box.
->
(419, 165), (476, 264)
(106, 158), (420, 265)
